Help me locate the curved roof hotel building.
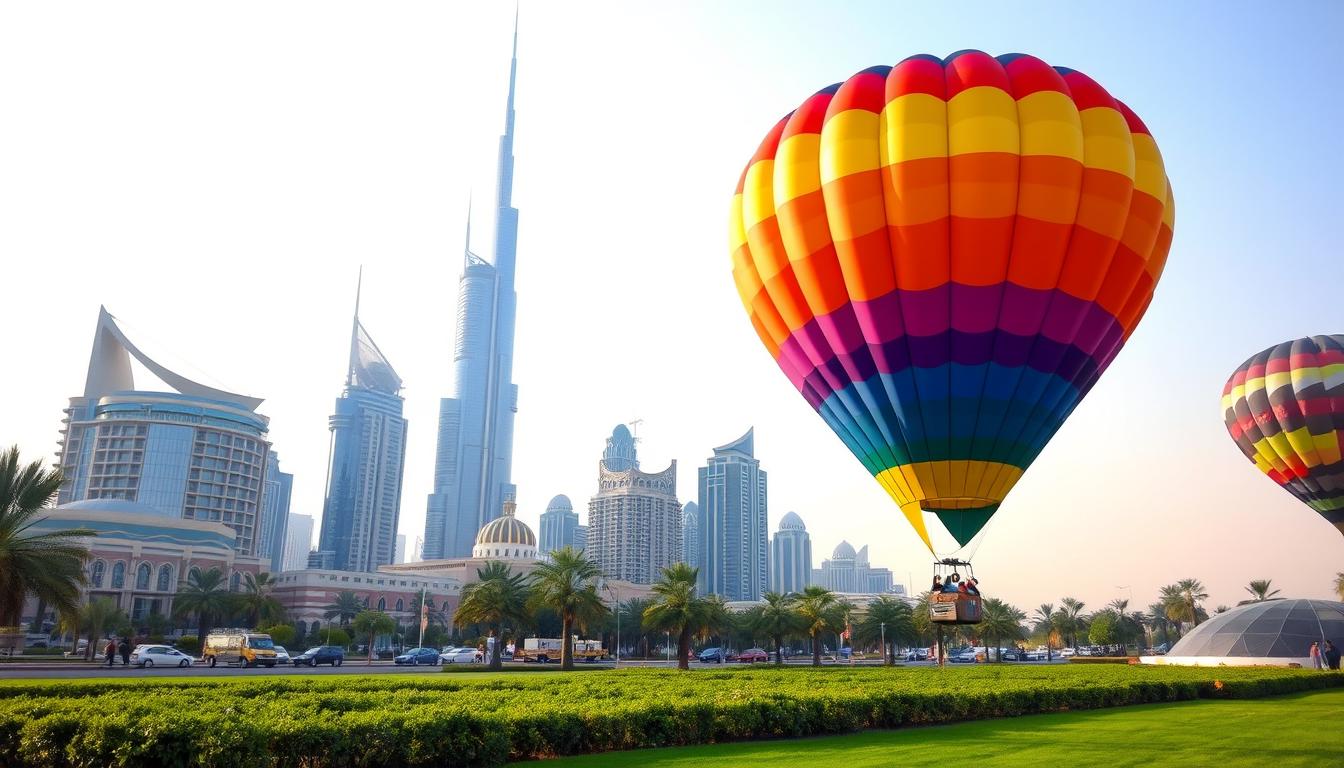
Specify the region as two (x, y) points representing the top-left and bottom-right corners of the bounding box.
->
(57, 307), (281, 557)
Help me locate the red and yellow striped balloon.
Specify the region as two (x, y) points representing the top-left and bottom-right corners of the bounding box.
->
(1223, 335), (1344, 534)
(730, 52), (1174, 552)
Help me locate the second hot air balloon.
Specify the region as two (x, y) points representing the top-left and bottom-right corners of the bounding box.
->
(730, 51), (1175, 554)
(1223, 334), (1344, 534)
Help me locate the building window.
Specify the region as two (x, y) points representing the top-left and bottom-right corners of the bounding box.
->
(395, 598), (404, 612)
(377, 597), (386, 611)
(157, 564), (173, 592)
(111, 561), (126, 589)
(90, 560), (106, 588)
(230, 572), (241, 592)
(135, 563), (151, 590)
(189, 566), (201, 583)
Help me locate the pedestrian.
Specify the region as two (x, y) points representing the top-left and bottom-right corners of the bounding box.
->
(1310, 641), (1323, 670)
(118, 637), (131, 666)
(104, 638), (117, 668)
(1325, 641), (1341, 671)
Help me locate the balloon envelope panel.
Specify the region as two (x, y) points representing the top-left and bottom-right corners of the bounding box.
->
(1222, 334), (1344, 534)
(729, 52), (1175, 550)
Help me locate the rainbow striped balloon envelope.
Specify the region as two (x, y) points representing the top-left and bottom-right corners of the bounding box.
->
(1223, 335), (1344, 534)
(729, 51), (1175, 552)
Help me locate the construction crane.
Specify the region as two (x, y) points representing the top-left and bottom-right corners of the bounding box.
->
(627, 418), (644, 443)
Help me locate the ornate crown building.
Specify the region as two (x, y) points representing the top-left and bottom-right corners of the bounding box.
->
(587, 426), (682, 585)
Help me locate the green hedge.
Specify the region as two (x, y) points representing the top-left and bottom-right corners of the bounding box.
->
(0, 666), (1338, 767)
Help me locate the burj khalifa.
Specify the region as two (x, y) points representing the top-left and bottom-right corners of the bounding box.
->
(424, 20), (521, 559)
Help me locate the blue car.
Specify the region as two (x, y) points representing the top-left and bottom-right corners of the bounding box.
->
(394, 647), (441, 666)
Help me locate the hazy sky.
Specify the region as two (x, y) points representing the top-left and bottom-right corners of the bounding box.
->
(3, 1), (1341, 616)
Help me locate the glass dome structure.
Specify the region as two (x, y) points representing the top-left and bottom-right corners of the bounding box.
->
(1149, 599), (1344, 666)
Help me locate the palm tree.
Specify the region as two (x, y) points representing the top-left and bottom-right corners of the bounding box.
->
(351, 610), (397, 665)
(752, 591), (802, 665)
(1146, 601), (1174, 647)
(323, 590), (365, 628)
(1058, 597), (1086, 649)
(172, 567), (234, 639)
(794, 586), (841, 666)
(528, 547), (608, 670)
(855, 595), (915, 665)
(979, 598), (1026, 661)
(239, 572), (285, 627)
(641, 563), (725, 671)
(0, 447), (93, 628)
(1032, 603), (1056, 661)
(58, 597), (125, 661)
(454, 561), (530, 670)
(1161, 579), (1209, 634)
(619, 598), (652, 658)
(1242, 579), (1280, 604)
(1334, 573), (1344, 601)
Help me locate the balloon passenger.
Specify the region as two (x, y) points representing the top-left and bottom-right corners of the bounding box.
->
(942, 574), (961, 593)
(965, 578), (980, 597)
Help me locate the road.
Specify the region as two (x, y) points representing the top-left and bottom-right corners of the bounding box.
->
(0, 657), (1070, 680)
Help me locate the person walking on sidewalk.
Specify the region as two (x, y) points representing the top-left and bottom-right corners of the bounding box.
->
(103, 638), (117, 668)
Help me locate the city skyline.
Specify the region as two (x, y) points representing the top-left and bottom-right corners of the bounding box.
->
(4, 2), (1344, 613)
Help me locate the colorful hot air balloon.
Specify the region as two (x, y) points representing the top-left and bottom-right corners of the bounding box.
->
(1222, 335), (1344, 534)
(729, 52), (1175, 553)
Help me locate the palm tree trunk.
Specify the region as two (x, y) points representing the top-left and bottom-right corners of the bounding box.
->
(676, 626), (691, 671)
(811, 631), (821, 667)
(774, 634), (784, 666)
(561, 614), (573, 671)
(368, 631), (375, 665)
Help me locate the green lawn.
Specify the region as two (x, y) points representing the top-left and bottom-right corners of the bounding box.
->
(529, 688), (1344, 768)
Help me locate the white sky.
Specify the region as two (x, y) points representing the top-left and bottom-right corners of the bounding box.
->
(3, 1), (1342, 616)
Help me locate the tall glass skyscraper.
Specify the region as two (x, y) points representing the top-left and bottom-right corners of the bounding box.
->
(425, 22), (522, 559)
(538, 494), (580, 555)
(317, 279), (408, 572)
(258, 451), (293, 572)
(696, 428), (768, 601)
(57, 307), (272, 556)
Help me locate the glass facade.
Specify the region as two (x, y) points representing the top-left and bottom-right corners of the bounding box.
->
(319, 386), (408, 573)
(58, 392), (272, 556)
(258, 452), (294, 572)
(697, 429), (768, 601)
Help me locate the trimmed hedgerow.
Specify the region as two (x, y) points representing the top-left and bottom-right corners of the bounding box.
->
(0, 666), (1338, 767)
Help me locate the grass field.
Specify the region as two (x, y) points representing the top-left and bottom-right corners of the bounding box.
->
(529, 688), (1344, 767)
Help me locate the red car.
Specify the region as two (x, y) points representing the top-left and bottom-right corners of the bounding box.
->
(736, 648), (769, 663)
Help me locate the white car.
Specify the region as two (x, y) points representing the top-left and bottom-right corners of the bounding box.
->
(440, 647), (482, 664)
(1060, 648), (1076, 658)
(130, 645), (195, 668)
(272, 646), (291, 665)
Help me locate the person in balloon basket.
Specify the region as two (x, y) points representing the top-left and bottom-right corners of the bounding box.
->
(118, 638), (131, 666)
(931, 576), (943, 593)
(1324, 641), (1341, 671)
(942, 574), (962, 594)
(1309, 642), (1324, 670)
(103, 638), (117, 668)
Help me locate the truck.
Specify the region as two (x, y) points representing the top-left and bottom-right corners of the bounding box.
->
(202, 629), (278, 668)
(518, 636), (606, 663)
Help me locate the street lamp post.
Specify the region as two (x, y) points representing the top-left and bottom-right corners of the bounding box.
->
(880, 622), (886, 666)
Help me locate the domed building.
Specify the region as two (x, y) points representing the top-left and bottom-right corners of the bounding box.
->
(769, 511), (812, 593)
(814, 538), (899, 595)
(471, 497), (537, 561)
(1142, 599), (1344, 667)
(538, 494), (585, 556)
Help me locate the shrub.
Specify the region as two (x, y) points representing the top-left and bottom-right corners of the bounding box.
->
(260, 624), (295, 647)
(173, 636), (198, 654)
(0, 666), (1335, 767)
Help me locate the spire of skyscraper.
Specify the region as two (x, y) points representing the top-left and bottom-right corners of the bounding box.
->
(347, 266), (363, 387)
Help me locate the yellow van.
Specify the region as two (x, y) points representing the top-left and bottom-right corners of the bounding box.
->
(202, 629), (278, 668)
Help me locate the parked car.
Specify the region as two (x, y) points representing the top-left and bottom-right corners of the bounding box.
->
(129, 645), (195, 668)
(1059, 648), (1077, 658)
(696, 647), (726, 663)
(394, 647), (442, 666)
(272, 646), (291, 665)
(998, 648), (1021, 661)
(950, 648), (979, 663)
(904, 648), (930, 661)
(440, 647), (482, 664)
(292, 646), (344, 667)
(736, 648), (769, 663)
